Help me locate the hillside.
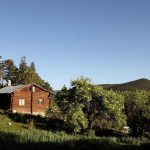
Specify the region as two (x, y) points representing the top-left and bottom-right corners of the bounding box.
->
(0, 114), (149, 150)
(100, 78), (150, 91)
(100, 84), (118, 89)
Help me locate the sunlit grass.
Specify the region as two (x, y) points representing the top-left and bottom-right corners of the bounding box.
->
(0, 114), (149, 150)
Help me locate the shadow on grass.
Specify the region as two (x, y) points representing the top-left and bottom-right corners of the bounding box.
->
(7, 113), (127, 136)
(7, 113), (66, 131)
(0, 131), (149, 150)
(95, 128), (124, 137)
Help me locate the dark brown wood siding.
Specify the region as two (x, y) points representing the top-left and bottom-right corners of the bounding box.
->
(12, 84), (51, 115)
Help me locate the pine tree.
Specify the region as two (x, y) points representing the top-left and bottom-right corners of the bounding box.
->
(41, 81), (52, 91)
(18, 56), (28, 84)
(3, 59), (18, 85)
(26, 62), (37, 84)
(30, 62), (36, 71)
(26, 61), (52, 91)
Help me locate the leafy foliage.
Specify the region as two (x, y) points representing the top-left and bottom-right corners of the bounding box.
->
(101, 90), (126, 130)
(55, 85), (69, 114)
(53, 77), (127, 133)
(66, 103), (89, 133)
(46, 100), (62, 119)
(124, 90), (150, 136)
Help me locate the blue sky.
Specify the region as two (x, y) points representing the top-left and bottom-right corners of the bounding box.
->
(0, 0), (150, 89)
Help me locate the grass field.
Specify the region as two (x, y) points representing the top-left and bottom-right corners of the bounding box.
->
(0, 114), (149, 150)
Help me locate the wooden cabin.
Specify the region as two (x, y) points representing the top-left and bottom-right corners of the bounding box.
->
(0, 83), (52, 115)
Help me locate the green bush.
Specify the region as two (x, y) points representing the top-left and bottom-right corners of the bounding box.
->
(66, 104), (88, 133)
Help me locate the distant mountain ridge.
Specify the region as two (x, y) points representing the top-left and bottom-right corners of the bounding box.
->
(100, 78), (150, 91)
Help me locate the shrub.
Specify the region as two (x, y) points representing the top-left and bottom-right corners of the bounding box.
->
(46, 101), (62, 119)
(66, 104), (88, 133)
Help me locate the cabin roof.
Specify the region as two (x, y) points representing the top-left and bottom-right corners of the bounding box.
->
(0, 85), (24, 94)
(0, 83), (51, 94)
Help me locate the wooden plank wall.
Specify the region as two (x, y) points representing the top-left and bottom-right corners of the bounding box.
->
(12, 85), (51, 115)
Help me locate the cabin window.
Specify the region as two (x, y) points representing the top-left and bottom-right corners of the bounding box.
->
(38, 99), (44, 105)
(19, 99), (25, 106)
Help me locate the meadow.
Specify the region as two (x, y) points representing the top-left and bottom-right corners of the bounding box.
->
(0, 114), (149, 150)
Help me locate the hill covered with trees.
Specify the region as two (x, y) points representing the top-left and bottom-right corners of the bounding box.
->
(100, 78), (150, 91)
(0, 56), (52, 91)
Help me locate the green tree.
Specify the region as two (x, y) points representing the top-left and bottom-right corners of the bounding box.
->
(0, 56), (52, 91)
(54, 77), (126, 133)
(55, 85), (69, 114)
(26, 62), (40, 84)
(69, 77), (126, 131)
(101, 90), (126, 130)
(18, 56), (28, 84)
(55, 77), (93, 132)
(66, 103), (88, 133)
(124, 90), (150, 136)
(27, 62), (52, 91)
(69, 77), (93, 104)
(30, 62), (36, 71)
(46, 100), (62, 119)
(18, 58), (52, 91)
(39, 80), (52, 91)
(3, 59), (18, 85)
(88, 86), (110, 130)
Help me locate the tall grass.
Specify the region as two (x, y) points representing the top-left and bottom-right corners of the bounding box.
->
(0, 129), (149, 150)
(0, 114), (149, 150)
